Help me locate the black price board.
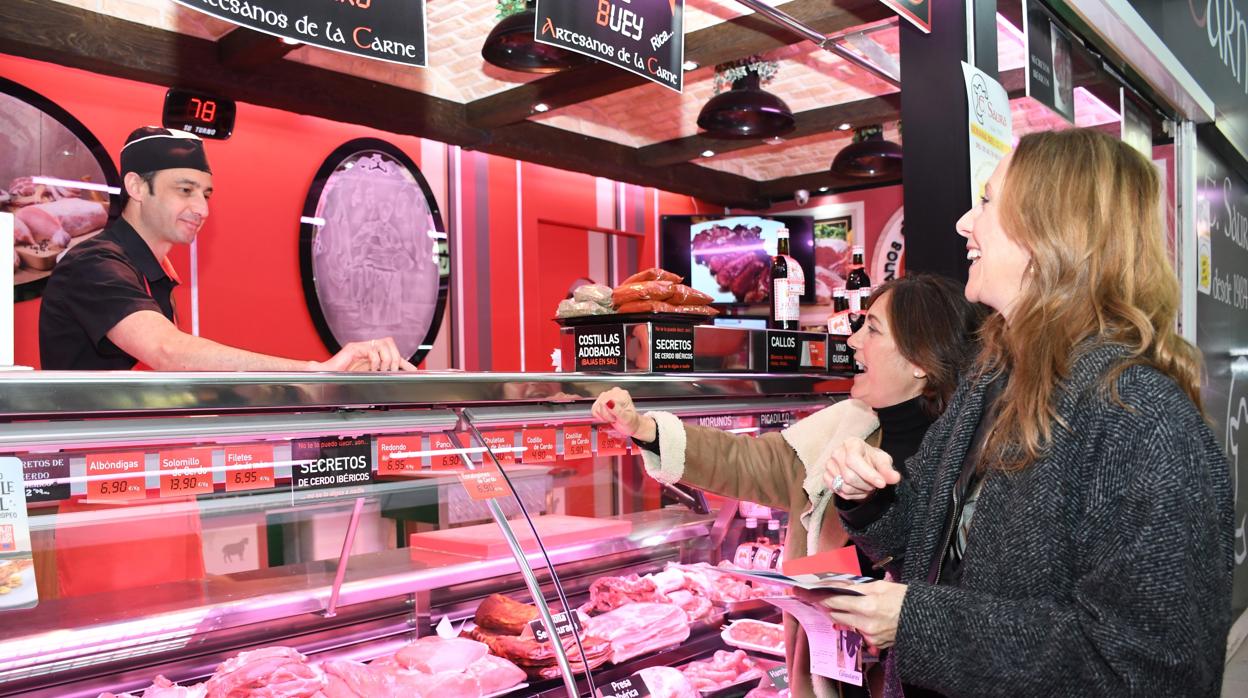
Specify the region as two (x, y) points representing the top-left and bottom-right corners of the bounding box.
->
(651, 323), (694, 372)
(767, 665), (790, 689)
(291, 436), (373, 492)
(598, 673), (652, 698)
(527, 610), (583, 643)
(1023, 0), (1074, 124)
(575, 325), (625, 372)
(535, 0), (685, 92)
(828, 335), (854, 373)
(173, 0), (426, 67)
(766, 330), (801, 373)
(20, 454), (69, 503)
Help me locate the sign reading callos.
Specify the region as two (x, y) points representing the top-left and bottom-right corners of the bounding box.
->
(172, 0), (427, 67)
(535, 0), (685, 92)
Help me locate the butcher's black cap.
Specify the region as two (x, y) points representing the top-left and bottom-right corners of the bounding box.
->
(118, 127), (212, 205)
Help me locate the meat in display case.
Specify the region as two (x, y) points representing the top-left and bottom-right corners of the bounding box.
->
(0, 371), (849, 697)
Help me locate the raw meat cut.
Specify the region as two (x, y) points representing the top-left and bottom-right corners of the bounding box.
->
(321, 659), (395, 698)
(584, 575), (670, 613)
(98, 675), (206, 698)
(464, 654), (526, 694)
(467, 626), (610, 680)
(725, 620), (785, 653)
(637, 666), (698, 698)
(666, 589), (714, 622)
(203, 646), (327, 698)
(394, 636), (489, 674)
(28, 198), (107, 237)
(583, 602), (690, 664)
(679, 650), (764, 692)
(474, 593), (540, 635)
(15, 205), (70, 247)
(13, 215), (33, 245)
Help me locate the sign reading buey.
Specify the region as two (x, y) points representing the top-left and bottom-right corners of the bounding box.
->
(173, 0), (426, 67)
(536, 0), (685, 92)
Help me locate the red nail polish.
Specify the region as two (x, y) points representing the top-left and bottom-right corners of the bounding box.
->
(606, 400), (616, 409)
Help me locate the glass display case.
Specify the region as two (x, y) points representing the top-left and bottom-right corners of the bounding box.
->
(0, 371), (849, 697)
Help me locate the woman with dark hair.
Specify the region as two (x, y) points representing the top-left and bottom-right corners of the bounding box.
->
(592, 273), (986, 698)
(817, 128), (1234, 697)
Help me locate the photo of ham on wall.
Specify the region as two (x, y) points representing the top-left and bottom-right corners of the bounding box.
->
(0, 77), (118, 302)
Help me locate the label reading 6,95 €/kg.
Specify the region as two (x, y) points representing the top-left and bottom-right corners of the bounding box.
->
(224, 444), (276, 492)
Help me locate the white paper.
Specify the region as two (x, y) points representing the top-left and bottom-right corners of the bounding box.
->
(764, 596), (863, 686)
(962, 62), (1014, 210)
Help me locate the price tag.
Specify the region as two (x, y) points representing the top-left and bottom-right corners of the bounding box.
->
(377, 435), (422, 476)
(85, 451), (146, 501)
(429, 433), (468, 470)
(562, 426), (592, 460)
(766, 666), (790, 689)
(20, 454), (69, 503)
(596, 427), (630, 456)
(808, 340), (826, 369)
(522, 429), (557, 463)
(158, 447), (214, 498)
(527, 610), (583, 643)
(480, 431), (517, 466)
(598, 674), (652, 698)
(224, 444), (275, 492)
(458, 463), (509, 500)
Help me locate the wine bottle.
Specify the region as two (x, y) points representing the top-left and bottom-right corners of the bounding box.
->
(769, 228), (799, 331)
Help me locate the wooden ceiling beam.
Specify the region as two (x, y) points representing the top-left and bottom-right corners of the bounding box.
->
(757, 171), (900, 204)
(0, 0), (763, 208)
(217, 27), (300, 71)
(464, 0), (894, 130)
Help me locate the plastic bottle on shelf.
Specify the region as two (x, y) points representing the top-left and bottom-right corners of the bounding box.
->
(734, 518), (761, 568)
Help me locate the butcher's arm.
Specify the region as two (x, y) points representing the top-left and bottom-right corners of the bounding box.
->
(108, 311), (414, 371)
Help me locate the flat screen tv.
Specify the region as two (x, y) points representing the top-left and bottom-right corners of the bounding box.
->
(660, 214), (816, 306)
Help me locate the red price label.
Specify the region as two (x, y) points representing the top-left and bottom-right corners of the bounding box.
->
(85, 451), (146, 502)
(480, 431), (517, 466)
(596, 428), (630, 456)
(458, 463), (509, 500)
(158, 447), (214, 498)
(522, 429), (557, 463)
(809, 340), (826, 368)
(224, 444), (275, 492)
(429, 433), (469, 470)
(562, 426), (592, 460)
(377, 435), (422, 476)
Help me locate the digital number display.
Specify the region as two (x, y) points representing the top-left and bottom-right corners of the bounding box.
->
(162, 88), (236, 140)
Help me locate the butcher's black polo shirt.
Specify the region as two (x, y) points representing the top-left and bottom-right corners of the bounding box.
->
(39, 218), (177, 370)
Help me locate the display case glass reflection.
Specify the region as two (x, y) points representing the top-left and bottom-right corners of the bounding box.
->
(301, 139), (448, 365)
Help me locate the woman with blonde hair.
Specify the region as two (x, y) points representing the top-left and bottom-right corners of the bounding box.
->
(815, 128), (1234, 697)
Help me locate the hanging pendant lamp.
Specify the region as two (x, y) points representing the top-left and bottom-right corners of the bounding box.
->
(696, 72), (796, 140)
(831, 124), (902, 178)
(481, 0), (593, 73)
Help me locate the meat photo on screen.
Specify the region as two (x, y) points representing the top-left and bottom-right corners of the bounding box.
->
(689, 221), (770, 304)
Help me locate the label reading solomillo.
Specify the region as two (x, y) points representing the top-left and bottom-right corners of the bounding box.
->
(291, 436), (373, 491)
(574, 325), (625, 372)
(651, 324), (694, 372)
(767, 331), (800, 372)
(528, 610), (583, 643)
(19, 454), (69, 503)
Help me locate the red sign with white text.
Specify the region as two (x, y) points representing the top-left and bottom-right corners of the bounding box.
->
(429, 433), (469, 470)
(562, 426), (593, 460)
(459, 462), (509, 500)
(158, 447), (215, 498)
(377, 435), (423, 476)
(522, 429), (557, 463)
(85, 451), (146, 501)
(224, 444), (276, 492)
(596, 428), (630, 456)
(480, 431), (517, 466)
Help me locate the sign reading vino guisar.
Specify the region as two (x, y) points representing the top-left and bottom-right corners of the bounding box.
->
(172, 0), (427, 67)
(535, 0), (685, 92)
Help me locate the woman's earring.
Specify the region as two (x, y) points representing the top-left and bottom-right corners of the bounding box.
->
(913, 370), (926, 379)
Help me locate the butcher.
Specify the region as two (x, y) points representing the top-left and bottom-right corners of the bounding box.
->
(39, 126), (413, 371)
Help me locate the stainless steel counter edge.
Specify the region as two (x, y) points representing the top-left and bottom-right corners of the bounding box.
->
(0, 371), (851, 417)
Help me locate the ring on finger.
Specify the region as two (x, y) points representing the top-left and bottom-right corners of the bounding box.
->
(831, 475), (845, 493)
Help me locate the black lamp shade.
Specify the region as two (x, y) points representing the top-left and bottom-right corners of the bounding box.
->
(481, 9), (593, 73)
(697, 73), (796, 140)
(831, 129), (902, 178)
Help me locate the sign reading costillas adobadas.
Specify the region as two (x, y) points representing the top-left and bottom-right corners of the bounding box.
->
(535, 0), (685, 92)
(173, 0), (427, 67)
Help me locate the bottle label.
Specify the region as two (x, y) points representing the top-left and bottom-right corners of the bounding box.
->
(773, 279), (799, 321)
(735, 543), (761, 568)
(782, 255), (805, 295)
(827, 311), (853, 336)
(848, 291), (862, 313)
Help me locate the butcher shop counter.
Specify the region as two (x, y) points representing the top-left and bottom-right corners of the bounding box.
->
(0, 371), (850, 697)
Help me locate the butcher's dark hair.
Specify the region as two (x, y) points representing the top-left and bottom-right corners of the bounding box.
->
(119, 170), (158, 207)
(866, 273), (987, 418)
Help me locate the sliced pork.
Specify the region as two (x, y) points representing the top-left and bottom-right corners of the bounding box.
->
(637, 666), (698, 698)
(203, 646), (327, 698)
(584, 602), (690, 663)
(394, 636), (488, 674)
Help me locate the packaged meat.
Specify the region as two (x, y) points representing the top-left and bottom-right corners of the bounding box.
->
(615, 300), (678, 314)
(395, 636), (489, 673)
(671, 304), (719, 317)
(572, 283), (614, 306)
(583, 602), (690, 663)
(612, 280), (675, 306)
(721, 619), (785, 656)
(679, 650), (764, 693)
(666, 284), (714, 305)
(638, 666), (699, 698)
(557, 298), (613, 318)
(622, 267), (683, 285)
(474, 593), (540, 635)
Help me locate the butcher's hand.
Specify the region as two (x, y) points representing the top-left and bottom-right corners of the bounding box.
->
(823, 437), (900, 501)
(795, 581), (907, 652)
(591, 388), (657, 443)
(313, 337), (417, 372)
